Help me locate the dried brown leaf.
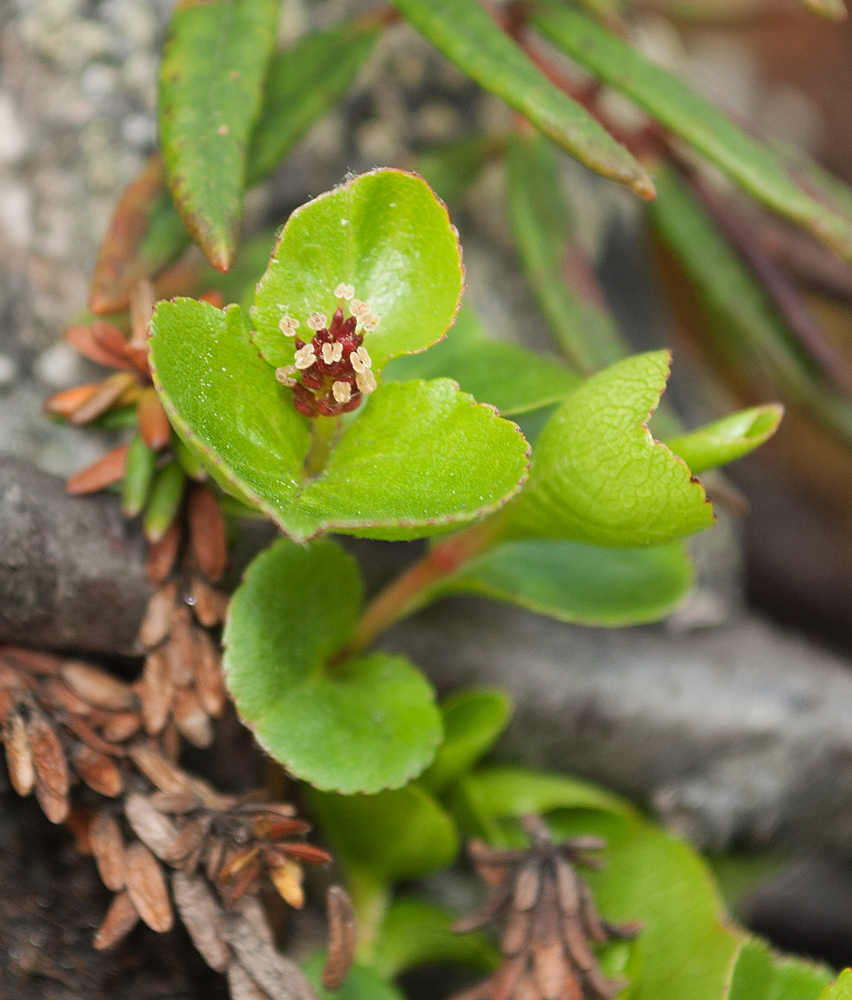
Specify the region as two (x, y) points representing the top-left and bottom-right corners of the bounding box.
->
(4, 711), (35, 796)
(492, 953), (526, 1000)
(66, 443), (131, 494)
(561, 972), (583, 1000)
(27, 709), (69, 823)
(187, 486), (228, 581)
(582, 965), (616, 1000)
(501, 905), (532, 957)
(192, 629), (225, 717)
(172, 870), (231, 972)
(146, 520), (182, 585)
(555, 857), (580, 918)
(69, 371), (137, 424)
(64, 714), (125, 757)
(150, 789), (202, 814)
(513, 973), (541, 1000)
(165, 605), (196, 687)
(562, 916), (595, 972)
(534, 939), (566, 1000)
(205, 835), (226, 882)
(130, 279), (157, 348)
(124, 841), (174, 932)
(125, 792), (181, 861)
(65, 324), (131, 370)
(75, 744), (123, 797)
(41, 678), (94, 716)
(129, 744), (227, 808)
(163, 816), (211, 867)
(90, 812), (126, 891)
(513, 861), (541, 911)
(61, 662), (135, 711)
(45, 383), (102, 417)
(138, 580), (178, 649)
(139, 649), (174, 735)
(224, 905), (317, 1000)
(579, 883), (607, 944)
(277, 842), (331, 865)
(322, 886), (357, 991)
(173, 686), (213, 748)
(93, 891), (140, 950)
(101, 711), (142, 743)
(137, 386), (172, 450)
(189, 575), (227, 627)
(2, 648), (61, 676)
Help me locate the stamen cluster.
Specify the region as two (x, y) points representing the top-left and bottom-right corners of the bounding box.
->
(275, 284), (379, 417)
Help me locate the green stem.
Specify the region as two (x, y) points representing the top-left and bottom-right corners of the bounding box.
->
(304, 416), (341, 477)
(348, 516), (502, 655)
(347, 871), (391, 964)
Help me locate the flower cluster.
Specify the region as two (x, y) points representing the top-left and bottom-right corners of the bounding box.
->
(275, 284), (379, 417)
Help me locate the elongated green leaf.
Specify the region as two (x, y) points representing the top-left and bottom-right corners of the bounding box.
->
(506, 131), (625, 373)
(665, 405), (783, 474)
(383, 305), (580, 415)
(310, 784), (459, 885)
(252, 169), (464, 369)
(420, 690), (512, 795)
(430, 538), (693, 626)
(388, 0), (653, 198)
(413, 133), (498, 205)
(503, 351), (715, 547)
(650, 168), (852, 447)
(372, 898), (499, 978)
(303, 955), (407, 1000)
(532, 6), (852, 263)
(122, 433), (157, 518)
(159, 0), (280, 271)
(224, 538), (442, 792)
(820, 970), (852, 999)
(247, 18), (380, 184)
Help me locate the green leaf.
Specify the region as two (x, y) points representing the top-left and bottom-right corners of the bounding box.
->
(388, 0), (654, 199)
(728, 939), (832, 1000)
(650, 168), (852, 447)
(252, 169), (464, 370)
(143, 459), (185, 542)
(121, 433), (157, 518)
(158, 0), (280, 271)
(372, 898), (499, 979)
(151, 301), (529, 541)
(383, 305), (580, 415)
(532, 6), (852, 263)
(665, 405), (783, 474)
(420, 690), (512, 795)
(505, 130), (625, 373)
(224, 538), (442, 793)
(413, 133), (498, 205)
(430, 538), (693, 626)
(310, 783), (459, 885)
(302, 955), (407, 1000)
(820, 970), (852, 1000)
(503, 351), (715, 547)
(247, 20), (380, 185)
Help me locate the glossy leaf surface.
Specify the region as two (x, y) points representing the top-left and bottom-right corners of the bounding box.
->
(150, 300), (530, 542)
(224, 539), (442, 792)
(372, 898), (499, 978)
(431, 538), (693, 626)
(665, 405), (783, 474)
(310, 783), (459, 885)
(820, 970), (852, 1000)
(158, 0), (280, 270)
(505, 131), (625, 373)
(533, 6), (852, 262)
(504, 351), (715, 546)
(388, 0), (654, 198)
(650, 169), (852, 447)
(420, 690), (511, 795)
(727, 939), (832, 1000)
(253, 169), (463, 369)
(384, 305), (580, 415)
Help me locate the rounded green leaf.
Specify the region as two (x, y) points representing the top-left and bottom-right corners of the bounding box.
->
(251, 169), (464, 369)
(504, 351), (715, 547)
(150, 300), (530, 542)
(310, 783), (459, 885)
(665, 405), (783, 475)
(821, 970), (852, 1000)
(420, 689), (512, 795)
(432, 539), (693, 627)
(224, 538), (442, 792)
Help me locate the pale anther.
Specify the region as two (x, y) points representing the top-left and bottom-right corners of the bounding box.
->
(279, 315), (299, 336)
(362, 312), (381, 332)
(356, 346), (372, 368)
(332, 381), (352, 403)
(355, 369), (377, 394)
(275, 365), (297, 386)
(294, 344), (316, 370)
(307, 312), (327, 331)
(321, 343), (334, 365)
(331, 343), (343, 362)
(334, 283), (355, 300)
(349, 299), (371, 319)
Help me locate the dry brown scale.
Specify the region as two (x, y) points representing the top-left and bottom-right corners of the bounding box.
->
(451, 815), (640, 1000)
(0, 645), (355, 999)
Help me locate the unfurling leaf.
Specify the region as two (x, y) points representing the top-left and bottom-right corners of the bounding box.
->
(224, 539), (443, 793)
(665, 405), (783, 474)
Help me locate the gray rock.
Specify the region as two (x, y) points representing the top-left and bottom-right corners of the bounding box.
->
(383, 596), (852, 855)
(0, 456), (150, 654)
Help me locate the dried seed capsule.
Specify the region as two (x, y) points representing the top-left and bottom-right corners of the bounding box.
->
(93, 891), (140, 951)
(124, 842), (174, 932)
(89, 812), (126, 891)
